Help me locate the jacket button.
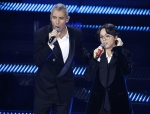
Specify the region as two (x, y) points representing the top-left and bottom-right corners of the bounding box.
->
(53, 58), (56, 62)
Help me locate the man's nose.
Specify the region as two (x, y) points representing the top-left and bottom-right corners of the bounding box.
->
(56, 19), (59, 24)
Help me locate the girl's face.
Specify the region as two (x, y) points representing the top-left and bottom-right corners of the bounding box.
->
(99, 28), (117, 50)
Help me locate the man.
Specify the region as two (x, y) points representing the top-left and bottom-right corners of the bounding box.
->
(33, 3), (90, 114)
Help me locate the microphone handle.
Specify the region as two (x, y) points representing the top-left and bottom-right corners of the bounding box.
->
(95, 49), (103, 59)
(49, 36), (56, 44)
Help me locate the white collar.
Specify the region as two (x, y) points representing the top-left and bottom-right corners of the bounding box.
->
(57, 27), (69, 41)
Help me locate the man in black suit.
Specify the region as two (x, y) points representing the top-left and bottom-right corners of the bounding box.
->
(33, 3), (90, 114)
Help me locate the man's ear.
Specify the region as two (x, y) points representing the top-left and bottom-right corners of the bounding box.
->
(66, 16), (70, 23)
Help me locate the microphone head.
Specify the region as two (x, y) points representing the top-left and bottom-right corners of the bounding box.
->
(100, 44), (105, 48)
(55, 27), (60, 32)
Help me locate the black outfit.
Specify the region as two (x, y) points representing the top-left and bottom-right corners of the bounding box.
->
(85, 46), (134, 114)
(33, 25), (90, 114)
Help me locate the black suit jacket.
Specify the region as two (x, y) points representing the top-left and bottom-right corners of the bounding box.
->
(34, 25), (89, 102)
(85, 47), (133, 114)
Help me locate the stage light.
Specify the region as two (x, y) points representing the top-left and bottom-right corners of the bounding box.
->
(67, 23), (149, 32)
(1, 2), (149, 16)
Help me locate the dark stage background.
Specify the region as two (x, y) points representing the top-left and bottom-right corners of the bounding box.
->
(0, 0), (150, 114)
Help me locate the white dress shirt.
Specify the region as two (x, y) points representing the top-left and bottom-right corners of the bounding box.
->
(57, 30), (69, 63)
(97, 52), (113, 63)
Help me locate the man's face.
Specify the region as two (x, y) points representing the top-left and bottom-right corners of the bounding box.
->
(50, 9), (69, 32)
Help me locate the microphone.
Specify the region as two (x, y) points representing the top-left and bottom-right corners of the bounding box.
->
(95, 44), (105, 59)
(49, 28), (60, 44)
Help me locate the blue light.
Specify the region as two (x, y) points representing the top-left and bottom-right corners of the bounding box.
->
(130, 8), (134, 15)
(139, 9), (142, 15)
(146, 96), (150, 102)
(95, 7), (101, 14)
(78, 67), (84, 75)
(31, 4), (37, 12)
(18, 3), (24, 11)
(86, 6), (91, 14)
(34, 4), (40, 12)
(28, 4), (34, 12)
(131, 93), (136, 101)
(78, 5), (83, 13)
(81, 6), (86, 14)
(0, 64), (5, 72)
(142, 96), (146, 102)
(3, 64), (9, 72)
(71, 5), (77, 13)
(10, 64), (15, 72)
(98, 6), (103, 14)
(139, 94), (143, 102)
(13, 3), (19, 11)
(41, 4), (47, 12)
(143, 9), (147, 15)
(34, 67), (38, 73)
(30, 65), (36, 73)
(78, 67), (82, 75)
(66, 5), (71, 13)
(43, 4), (48, 12)
(22, 3), (28, 11)
(146, 27), (150, 32)
(73, 66), (77, 74)
(20, 65), (26, 73)
(135, 93), (140, 101)
(24, 65), (29, 73)
(75, 67), (80, 75)
(89, 6), (95, 14)
(25, 3), (31, 11)
(136, 9), (142, 15)
(37, 4), (43, 12)
(8, 3), (13, 11)
(82, 67), (87, 75)
(3, 2), (148, 15)
(129, 92), (133, 99)
(13, 64), (19, 72)
(114, 7), (118, 14)
(127, 8), (131, 15)
(93, 6), (98, 14)
(108, 7), (113, 14)
(16, 3), (22, 11)
(27, 65), (33, 73)
(16, 65), (23, 73)
(133, 9), (137, 15)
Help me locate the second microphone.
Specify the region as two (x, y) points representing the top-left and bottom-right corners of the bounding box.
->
(95, 44), (105, 59)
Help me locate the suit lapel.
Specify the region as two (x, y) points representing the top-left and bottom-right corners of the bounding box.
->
(107, 56), (116, 86)
(99, 52), (108, 87)
(99, 52), (116, 87)
(65, 28), (75, 63)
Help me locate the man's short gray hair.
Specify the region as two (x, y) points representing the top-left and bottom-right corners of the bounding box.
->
(52, 3), (69, 17)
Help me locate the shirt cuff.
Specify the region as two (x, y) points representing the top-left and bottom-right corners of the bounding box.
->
(48, 42), (55, 50)
(97, 57), (101, 62)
